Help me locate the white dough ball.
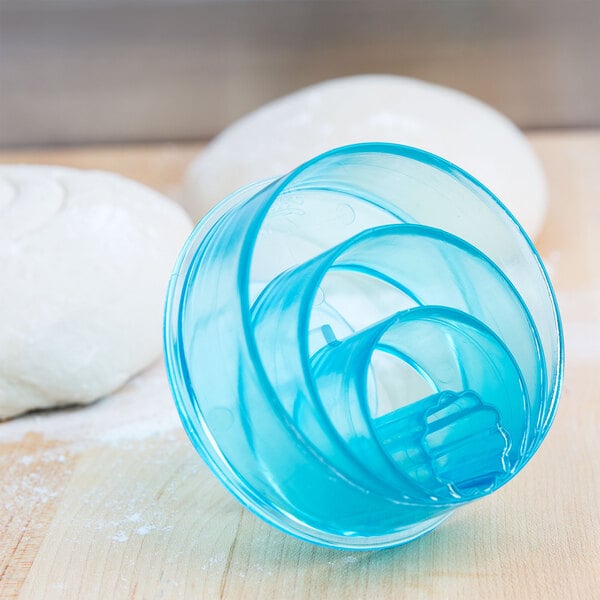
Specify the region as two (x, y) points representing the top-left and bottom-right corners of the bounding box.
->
(0, 165), (192, 420)
(184, 75), (547, 239)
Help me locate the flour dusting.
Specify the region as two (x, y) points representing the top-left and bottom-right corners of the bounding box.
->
(0, 359), (181, 448)
(556, 289), (600, 361)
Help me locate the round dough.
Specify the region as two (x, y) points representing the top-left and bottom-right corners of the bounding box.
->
(0, 165), (192, 420)
(184, 75), (547, 239)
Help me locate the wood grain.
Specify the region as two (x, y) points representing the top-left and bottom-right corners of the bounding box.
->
(1, 133), (599, 599)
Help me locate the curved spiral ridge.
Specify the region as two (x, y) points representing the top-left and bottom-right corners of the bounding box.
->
(165, 143), (563, 549)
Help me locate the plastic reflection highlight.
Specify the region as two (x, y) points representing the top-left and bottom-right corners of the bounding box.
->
(164, 143), (563, 549)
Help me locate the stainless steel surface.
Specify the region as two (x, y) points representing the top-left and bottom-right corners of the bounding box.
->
(1, 0), (599, 148)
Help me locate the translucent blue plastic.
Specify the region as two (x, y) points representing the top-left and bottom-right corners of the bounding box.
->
(164, 143), (563, 549)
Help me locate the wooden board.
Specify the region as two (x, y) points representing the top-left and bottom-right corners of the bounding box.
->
(1, 133), (599, 599)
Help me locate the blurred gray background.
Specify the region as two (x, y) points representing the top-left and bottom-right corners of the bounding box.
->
(1, 0), (599, 148)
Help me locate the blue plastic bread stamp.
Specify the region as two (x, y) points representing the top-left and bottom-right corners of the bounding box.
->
(164, 143), (563, 549)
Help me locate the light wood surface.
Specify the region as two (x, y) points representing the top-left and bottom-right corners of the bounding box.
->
(1, 133), (599, 599)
